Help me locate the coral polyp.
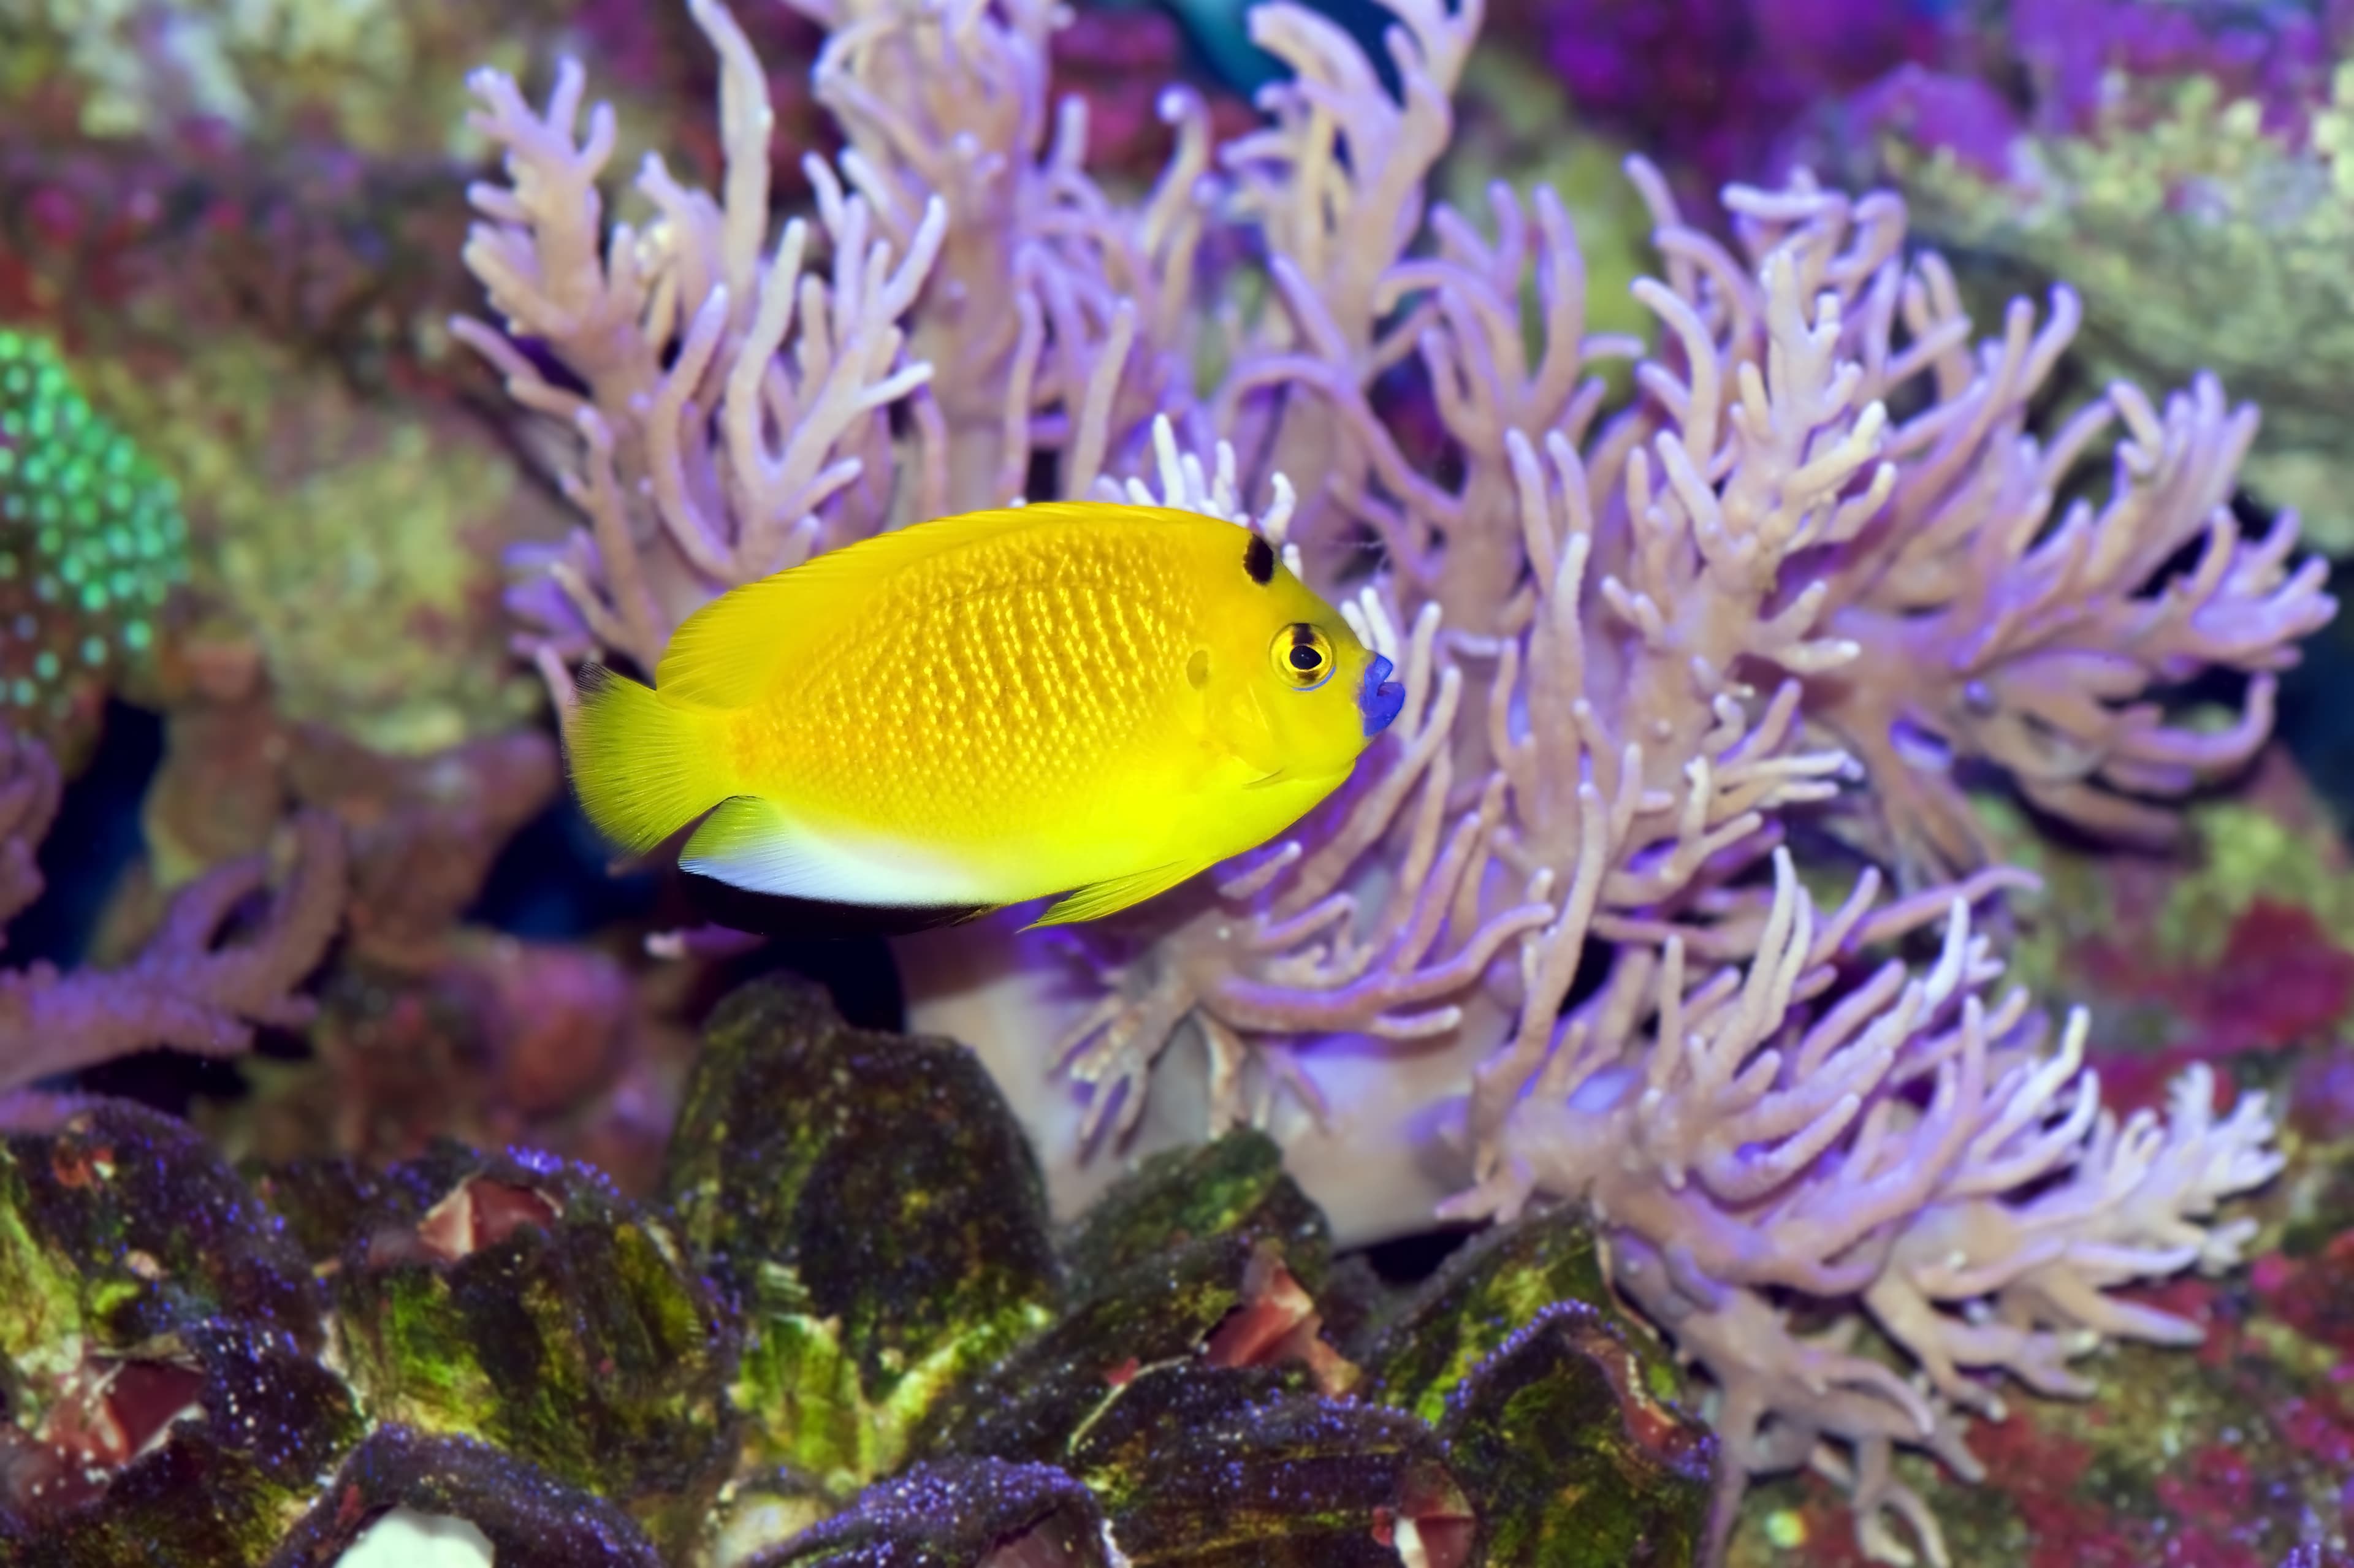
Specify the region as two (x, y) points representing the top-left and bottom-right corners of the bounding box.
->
(0, 330), (186, 759)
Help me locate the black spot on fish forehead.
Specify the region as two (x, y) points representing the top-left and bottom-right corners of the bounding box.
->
(1243, 531), (1274, 585)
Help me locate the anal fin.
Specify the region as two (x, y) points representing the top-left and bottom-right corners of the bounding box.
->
(1025, 858), (1213, 929)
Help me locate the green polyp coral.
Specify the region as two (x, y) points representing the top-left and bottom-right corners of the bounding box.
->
(0, 330), (186, 762)
(1887, 66), (2354, 546)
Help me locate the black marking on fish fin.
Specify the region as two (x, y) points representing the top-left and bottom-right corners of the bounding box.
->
(683, 870), (996, 940)
(1243, 532), (1275, 585)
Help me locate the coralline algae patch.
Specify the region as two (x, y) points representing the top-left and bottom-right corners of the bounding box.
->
(0, 329), (185, 763)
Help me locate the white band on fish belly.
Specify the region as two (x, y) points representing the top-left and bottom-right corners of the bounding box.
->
(679, 796), (997, 907)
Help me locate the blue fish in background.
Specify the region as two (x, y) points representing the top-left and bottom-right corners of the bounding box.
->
(1135, 0), (1401, 94)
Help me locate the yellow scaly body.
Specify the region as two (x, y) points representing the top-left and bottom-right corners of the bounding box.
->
(566, 502), (1402, 926)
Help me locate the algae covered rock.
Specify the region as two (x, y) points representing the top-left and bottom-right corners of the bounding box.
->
(1, 1321), (361, 1566)
(0, 1098), (322, 1354)
(912, 1122), (1345, 1467)
(660, 977), (1059, 1489)
(2, 983), (1720, 1566)
(1438, 1301), (1713, 1567)
(1068, 1364), (1472, 1566)
(267, 1426), (662, 1568)
(1058, 1128), (1330, 1299)
(745, 1458), (1113, 1568)
(0, 1102), (356, 1563)
(1358, 1207), (1715, 1564)
(326, 1144), (738, 1556)
(910, 1231), (1308, 1465)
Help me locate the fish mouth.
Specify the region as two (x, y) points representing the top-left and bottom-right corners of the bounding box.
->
(1358, 654), (1404, 737)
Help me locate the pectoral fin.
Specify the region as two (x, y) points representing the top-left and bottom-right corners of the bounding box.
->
(1025, 858), (1213, 928)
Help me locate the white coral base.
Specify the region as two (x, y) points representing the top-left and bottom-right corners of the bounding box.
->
(897, 921), (1493, 1246)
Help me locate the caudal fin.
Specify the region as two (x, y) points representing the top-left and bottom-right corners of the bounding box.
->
(568, 664), (731, 854)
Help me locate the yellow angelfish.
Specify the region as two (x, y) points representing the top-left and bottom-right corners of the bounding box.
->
(566, 502), (1404, 928)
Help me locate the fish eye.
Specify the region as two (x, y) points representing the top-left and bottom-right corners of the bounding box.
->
(1270, 623), (1333, 690)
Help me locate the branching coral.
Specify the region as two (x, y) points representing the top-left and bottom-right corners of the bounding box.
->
(456, 0), (2328, 1559)
(1444, 853), (2280, 1562)
(0, 725), (348, 1098)
(1618, 169), (2336, 878)
(456, 0), (948, 695)
(788, 0), (1214, 508)
(460, 0), (1228, 707)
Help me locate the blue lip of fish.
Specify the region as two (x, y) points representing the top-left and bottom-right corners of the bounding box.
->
(1358, 653), (1404, 737)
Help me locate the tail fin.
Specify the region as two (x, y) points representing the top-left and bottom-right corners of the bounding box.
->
(568, 664), (731, 854)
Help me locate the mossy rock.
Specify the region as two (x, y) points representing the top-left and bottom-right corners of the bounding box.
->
(2, 986), (1720, 1566)
(913, 1230), (1297, 1464)
(1, 1322), (361, 1566)
(744, 1458), (1113, 1568)
(0, 1098), (322, 1365)
(1070, 1363), (1469, 1565)
(1358, 1203), (1667, 1423)
(326, 1144), (737, 1556)
(1060, 1128), (1330, 1300)
(661, 977), (1060, 1490)
(1439, 1300), (1715, 1567)
(265, 1426), (663, 1568)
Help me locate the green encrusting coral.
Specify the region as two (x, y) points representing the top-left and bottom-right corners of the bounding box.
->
(3, 979), (1720, 1565)
(0, 331), (186, 762)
